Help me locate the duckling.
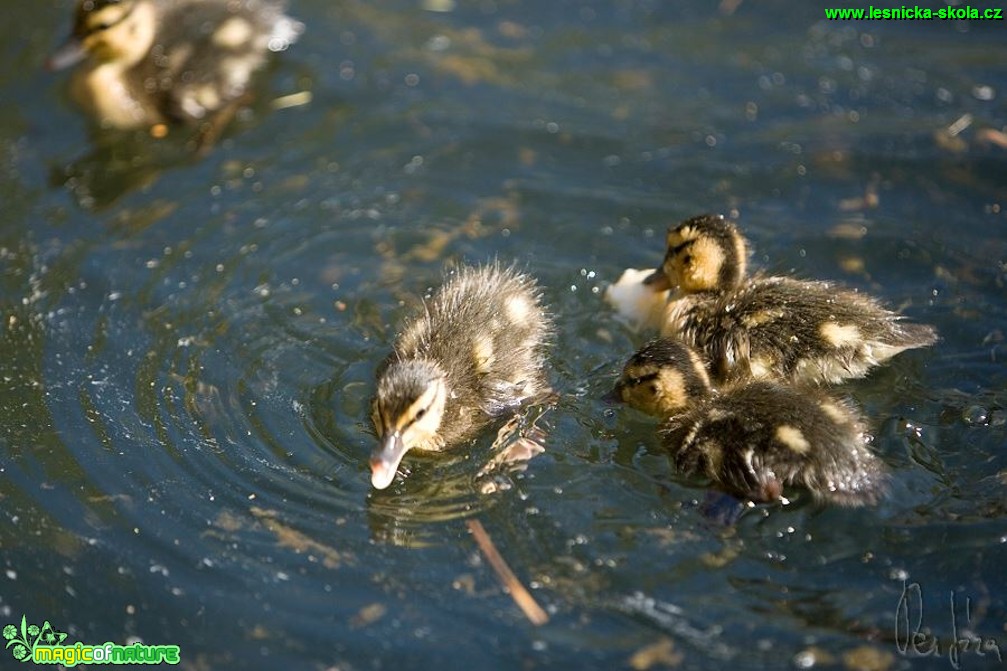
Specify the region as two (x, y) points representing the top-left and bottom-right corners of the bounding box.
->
(48, 0), (302, 130)
(643, 214), (937, 385)
(370, 264), (552, 490)
(611, 338), (887, 506)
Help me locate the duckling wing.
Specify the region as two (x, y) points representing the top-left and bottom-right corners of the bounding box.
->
(480, 378), (544, 415)
(663, 407), (778, 502)
(733, 386), (888, 506)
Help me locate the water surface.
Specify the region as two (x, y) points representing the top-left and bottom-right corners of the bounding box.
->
(2, 1), (1006, 669)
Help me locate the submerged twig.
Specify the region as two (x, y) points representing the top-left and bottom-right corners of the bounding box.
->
(466, 519), (549, 626)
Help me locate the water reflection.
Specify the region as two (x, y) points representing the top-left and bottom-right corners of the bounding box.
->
(50, 130), (181, 211)
(48, 96), (309, 211)
(2, 0), (1006, 669)
(361, 409), (553, 547)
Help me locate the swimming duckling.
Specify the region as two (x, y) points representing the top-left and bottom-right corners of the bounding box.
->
(49, 0), (302, 130)
(370, 264), (552, 490)
(643, 214), (937, 385)
(611, 338), (888, 506)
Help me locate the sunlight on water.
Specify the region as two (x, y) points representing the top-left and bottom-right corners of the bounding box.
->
(0, 0), (1005, 669)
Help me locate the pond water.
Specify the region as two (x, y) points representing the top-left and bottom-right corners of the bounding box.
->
(2, 1), (1006, 669)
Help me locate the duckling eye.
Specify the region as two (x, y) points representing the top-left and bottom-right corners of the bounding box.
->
(85, 19), (113, 34)
(415, 408), (427, 420)
(681, 254), (693, 266)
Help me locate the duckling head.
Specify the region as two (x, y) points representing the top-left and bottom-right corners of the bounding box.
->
(644, 214), (748, 294)
(611, 338), (712, 416)
(370, 360), (448, 489)
(49, 0), (157, 71)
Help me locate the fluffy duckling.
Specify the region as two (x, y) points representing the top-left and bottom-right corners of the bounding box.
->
(49, 0), (302, 130)
(611, 338), (887, 506)
(370, 264), (552, 490)
(643, 214), (937, 385)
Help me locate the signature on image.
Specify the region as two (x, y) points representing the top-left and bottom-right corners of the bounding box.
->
(896, 580), (1003, 669)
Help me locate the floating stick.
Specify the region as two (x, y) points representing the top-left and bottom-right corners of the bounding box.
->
(466, 518), (549, 626)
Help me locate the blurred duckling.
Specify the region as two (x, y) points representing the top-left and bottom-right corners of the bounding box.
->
(370, 264), (552, 490)
(611, 338), (887, 506)
(643, 214), (937, 385)
(49, 0), (302, 130)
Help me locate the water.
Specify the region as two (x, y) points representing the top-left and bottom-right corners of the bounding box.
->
(2, 1), (1006, 669)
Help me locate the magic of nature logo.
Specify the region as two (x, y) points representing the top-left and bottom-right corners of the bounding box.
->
(3, 615), (180, 666)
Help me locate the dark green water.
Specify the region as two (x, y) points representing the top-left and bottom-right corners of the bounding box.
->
(2, 1), (1006, 669)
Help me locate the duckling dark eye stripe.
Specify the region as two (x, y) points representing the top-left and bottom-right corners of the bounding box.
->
(94, 0), (124, 8)
(393, 416), (422, 434)
(628, 372), (659, 386)
(670, 241), (693, 256)
(85, 3), (134, 34)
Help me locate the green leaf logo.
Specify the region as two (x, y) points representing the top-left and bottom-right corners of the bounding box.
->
(37, 621), (67, 647)
(3, 615), (51, 663)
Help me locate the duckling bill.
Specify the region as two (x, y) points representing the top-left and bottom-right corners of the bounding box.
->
(612, 338), (888, 506)
(644, 214), (937, 385)
(49, 0), (302, 130)
(370, 264), (552, 490)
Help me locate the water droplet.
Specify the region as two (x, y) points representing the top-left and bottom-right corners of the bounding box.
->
(421, 0), (456, 11)
(426, 35), (451, 51)
(972, 85), (996, 101)
(794, 649), (820, 668)
(963, 405), (989, 426)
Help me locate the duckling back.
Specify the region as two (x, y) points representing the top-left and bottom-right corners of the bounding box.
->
(141, 0), (302, 122)
(389, 264), (552, 442)
(664, 275), (938, 384)
(662, 381), (887, 506)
